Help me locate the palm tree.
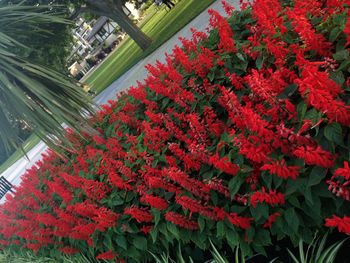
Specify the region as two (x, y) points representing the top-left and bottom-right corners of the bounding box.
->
(0, 3), (94, 152)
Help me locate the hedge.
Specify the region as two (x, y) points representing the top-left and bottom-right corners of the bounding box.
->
(0, 0), (349, 262)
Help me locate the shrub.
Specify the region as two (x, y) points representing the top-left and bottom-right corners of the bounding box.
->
(0, 0), (349, 262)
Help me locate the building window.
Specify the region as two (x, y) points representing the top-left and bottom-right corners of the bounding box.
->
(97, 28), (109, 40)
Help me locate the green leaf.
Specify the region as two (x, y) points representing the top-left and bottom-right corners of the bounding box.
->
(333, 49), (349, 61)
(228, 176), (244, 198)
(305, 108), (322, 125)
(153, 209), (161, 226)
(297, 101), (308, 121)
(103, 235), (113, 250)
(282, 84), (298, 98)
(116, 235), (127, 250)
(336, 59), (350, 71)
(255, 54), (264, 69)
(211, 191), (219, 206)
(167, 223), (180, 240)
(254, 229), (271, 246)
(329, 27), (342, 42)
(329, 70), (345, 85)
(216, 221), (225, 238)
(252, 244), (267, 257)
(261, 172), (272, 189)
(236, 53), (245, 61)
(324, 122), (343, 145)
(198, 217), (205, 233)
(226, 228), (239, 249)
(308, 166), (327, 186)
(284, 208), (299, 233)
(286, 178), (307, 195)
(250, 204), (269, 221)
(287, 195), (301, 208)
(150, 228), (158, 244)
(208, 70), (216, 82)
(127, 246), (142, 260)
(132, 236), (147, 251)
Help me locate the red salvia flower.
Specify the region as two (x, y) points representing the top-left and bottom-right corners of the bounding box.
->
(263, 212), (281, 228)
(96, 250), (117, 260)
(250, 188), (285, 207)
(208, 9), (236, 53)
(325, 215), (350, 235)
(334, 161), (350, 180)
(227, 213), (252, 229)
(164, 212), (199, 230)
(293, 146), (335, 168)
(260, 159), (300, 180)
(124, 207), (153, 223)
(141, 194), (168, 210)
(140, 225), (153, 234)
(59, 246), (80, 255)
(344, 16), (350, 47)
(209, 154), (240, 176)
(222, 0), (235, 16)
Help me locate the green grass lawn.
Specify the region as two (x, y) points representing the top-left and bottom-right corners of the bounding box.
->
(0, 134), (40, 175)
(85, 0), (216, 94)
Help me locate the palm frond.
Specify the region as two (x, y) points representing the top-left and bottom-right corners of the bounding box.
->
(0, 3), (94, 152)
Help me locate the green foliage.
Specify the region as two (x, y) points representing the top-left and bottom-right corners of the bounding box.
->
(287, 234), (347, 263)
(0, 3), (94, 151)
(0, 249), (98, 263)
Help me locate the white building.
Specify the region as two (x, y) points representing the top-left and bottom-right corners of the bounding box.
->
(68, 5), (140, 79)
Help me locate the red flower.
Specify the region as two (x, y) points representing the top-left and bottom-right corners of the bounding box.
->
(140, 225), (153, 234)
(222, 0), (235, 16)
(325, 215), (350, 235)
(59, 246), (80, 255)
(227, 213), (252, 229)
(293, 146), (335, 168)
(334, 162), (350, 180)
(124, 207), (153, 223)
(250, 188), (285, 208)
(260, 159), (300, 180)
(345, 16), (350, 47)
(96, 250), (117, 260)
(164, 212), (199, 230)
(263, 212), (281, 228)
(286, 4), (331, 56)
(93, 135), (106, 145)
(209, 154), (240, 176)
(176, 195), (207, 215)
(208, 9), (236, 53)
(141, 194), (168, 210)
(252, 0), (287, 35)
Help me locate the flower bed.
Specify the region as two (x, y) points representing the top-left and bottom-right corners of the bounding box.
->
(0, 0), (349, 261)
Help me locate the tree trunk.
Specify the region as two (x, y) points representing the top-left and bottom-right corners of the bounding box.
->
(85, 0), (152, 50)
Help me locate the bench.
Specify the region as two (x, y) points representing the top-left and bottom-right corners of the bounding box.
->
(0, 176), (14, 200)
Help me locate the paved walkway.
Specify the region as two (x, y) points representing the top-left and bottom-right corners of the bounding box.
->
(1, 0), (239, 191)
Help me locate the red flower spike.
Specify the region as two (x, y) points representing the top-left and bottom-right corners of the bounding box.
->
(260, 159), (300, 180)
(96, 250), (117, 260)
(124, 207), (153, 223)
(325, 215), (350, 235)
(164, 212), (199, 230)
(263, 212), (282, 228)
(250, 189), (285, 208)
